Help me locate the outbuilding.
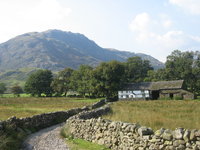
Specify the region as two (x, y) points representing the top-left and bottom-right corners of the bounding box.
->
(118, 80), (194, 100)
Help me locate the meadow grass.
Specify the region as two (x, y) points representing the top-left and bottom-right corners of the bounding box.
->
(64, 138), (110, 150)
(0, 97), (99, 120)
(0, 97), (100, 150)
(0, 93), (31, 98)
(103, 100), (200, 130)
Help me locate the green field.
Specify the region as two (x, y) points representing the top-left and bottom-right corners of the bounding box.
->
(104, 100), (200, 130)
(0, 93), (31, 98)
(0, 97), (99, 150)
(0, 97), (99, 121)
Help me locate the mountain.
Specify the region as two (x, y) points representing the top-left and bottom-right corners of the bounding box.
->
(0, 29), (164, 71)
(105, 48), (164, 69)
(0, 68), (40, 88)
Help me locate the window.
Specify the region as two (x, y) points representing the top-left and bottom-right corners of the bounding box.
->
(145, 94), (150, 98)
(144, 90), (149, 94)
(133, 90), (142, 94)
(136, 94), (143, 98)
(129, 94), (135, 98)
(170, 93), (174, 99)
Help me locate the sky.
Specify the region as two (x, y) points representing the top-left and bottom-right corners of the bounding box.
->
(0, 0), (200, 62)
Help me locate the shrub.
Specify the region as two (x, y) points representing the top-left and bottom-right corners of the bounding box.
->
(11, 85), (23, 97)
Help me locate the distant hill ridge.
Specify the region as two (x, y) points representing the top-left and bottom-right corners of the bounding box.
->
(0, 29), (164, 71)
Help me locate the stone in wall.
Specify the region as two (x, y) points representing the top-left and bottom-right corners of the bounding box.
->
(65, 105), (200, 150)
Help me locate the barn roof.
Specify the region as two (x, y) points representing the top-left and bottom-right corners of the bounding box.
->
(122, 80), (184, 91)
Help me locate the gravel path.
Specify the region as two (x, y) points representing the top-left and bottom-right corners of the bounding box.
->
(21, 123), (69, 150)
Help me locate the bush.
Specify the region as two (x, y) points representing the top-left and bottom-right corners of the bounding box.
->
(0, 124), (28, 150)
(11, 85), (23, 97)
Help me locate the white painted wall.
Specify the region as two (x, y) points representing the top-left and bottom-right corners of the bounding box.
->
(118, 90), (150, 99)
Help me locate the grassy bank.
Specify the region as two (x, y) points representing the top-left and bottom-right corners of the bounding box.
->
(104, 100), (200, 130)
(61, 127), (110, 150)
(0, 97), (99, 121)
(64, 138), (110, 150)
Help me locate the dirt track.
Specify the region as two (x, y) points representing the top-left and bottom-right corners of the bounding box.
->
(21, 123), (69, 150)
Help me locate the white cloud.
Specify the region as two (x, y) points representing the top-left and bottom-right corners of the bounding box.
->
(159, 14), (172, 28)
(162, 20), (172, 28)
(191, 35), (200, 42)
(0, 0), (71, 43)
(129, 12), (200, 62)
(129, 12), (175, 42)
(169, 0), (200, 15)
(129, 13), (150, 32)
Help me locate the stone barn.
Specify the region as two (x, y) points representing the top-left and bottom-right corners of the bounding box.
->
(118, 80), (194, 100)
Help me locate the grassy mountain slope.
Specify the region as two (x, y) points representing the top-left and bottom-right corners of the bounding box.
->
(0, 68), (40, 88)
(0, 29), (164, 71)
(0, 30), (164, 88)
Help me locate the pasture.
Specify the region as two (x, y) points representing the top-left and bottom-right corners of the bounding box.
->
(0, 97), (99, 121)
(104, 100), (200, 130)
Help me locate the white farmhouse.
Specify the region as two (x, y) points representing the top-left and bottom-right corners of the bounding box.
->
(118, 80), (194, 100)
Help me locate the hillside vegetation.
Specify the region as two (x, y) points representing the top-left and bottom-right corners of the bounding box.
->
(0, 68), (40, 88)
(104, 100), (200, 130)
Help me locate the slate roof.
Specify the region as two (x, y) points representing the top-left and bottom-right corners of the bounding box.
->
(122, 80), (184, 91)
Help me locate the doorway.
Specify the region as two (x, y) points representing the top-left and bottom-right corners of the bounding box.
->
(152, 90), (159, 100)
(170, 93), (174, 99)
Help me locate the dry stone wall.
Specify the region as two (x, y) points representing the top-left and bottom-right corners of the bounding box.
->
(65, 104), (200, 150)
(0, 99), (106, 134)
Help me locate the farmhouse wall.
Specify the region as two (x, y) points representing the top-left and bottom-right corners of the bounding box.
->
(160, 89), (194, 100)
(0, 99), (106, 134)
(66, 104), (200, 150)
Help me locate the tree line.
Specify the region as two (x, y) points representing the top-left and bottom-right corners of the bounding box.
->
(145, 50), (200, 95)
(1, 50), (200, 98)
(24, 56), (153, 99)
(0, 83), (23, 97)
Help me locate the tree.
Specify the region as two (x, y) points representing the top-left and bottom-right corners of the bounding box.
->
(124, 57), (153, 82)
(0, 83), (6, 95)
(24, 70), (53, 97)
(165, 50), (196, 92)
(11, 85), (23, 97)
(70, 65), (93, 97)
(145, 69), (168, 82)
(191, 51), (200, 95)
(51, 68), (74, 96)
(165, 50), (194, 80)
(148, 50), (200, 95)
(93, 60), (125, 100)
